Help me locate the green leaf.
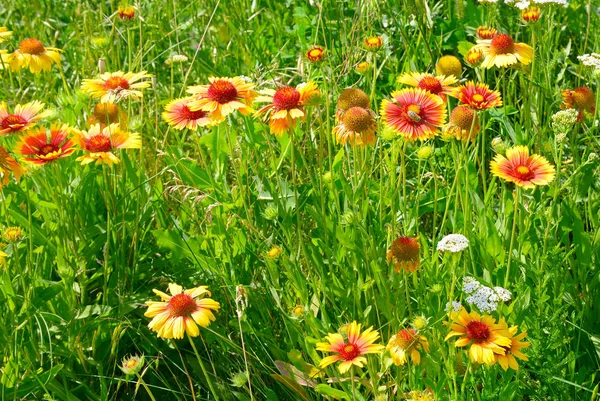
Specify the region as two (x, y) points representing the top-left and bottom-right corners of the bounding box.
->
(315, 384), (350, 400)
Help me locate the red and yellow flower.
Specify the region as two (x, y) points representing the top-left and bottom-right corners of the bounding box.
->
(187, 76), (257, 124)
(87, 102), (128, 129)
(74, 123), (141, 166)
(490, 145), (555, 189)
(333, 106), (377, 146)
(562, 87), (595, 121)
(387, 328), (429, 366)
(455, 81), (502, 110)
(306, 46), (325, 63)
(386, 236), (420, 273)
(380, 88), (446, 141)
(0, 146), (24, 188)
(442, 105), (480, 142)
(316, 321), (384, 373)
(397, 72), (458, 102)
(6, 38), (62, 73)
(476, 26), (498, 40)
(118, 5), (136, 20)
(445, 309), (512, 365)
(145, 283), (220, 339)
(81, 71), (152, 103)
(162, 97), (214, 130)
(465, 47), (484, 65)
(255, 82), (320, 136)
(15, 124), (75, 165)
(522, 7), (541, 23)
(472, 33), (533, 69)
(0, 101), (52, 136)
(355, 61), (371, 75)
(364, 36), (384, 51)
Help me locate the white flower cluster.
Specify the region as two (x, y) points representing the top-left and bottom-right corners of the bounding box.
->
(165, 54), (189, 65)
(551, 109), (578, 133)
(462, 276), (512, 313)
(437, 234), (469, 253)
(505, 0), (568, 8)
(504, 0), (530, 8)
(578, 53), (600, 70)
(446, 301), (463, 312)
(533, 0), (568, 6)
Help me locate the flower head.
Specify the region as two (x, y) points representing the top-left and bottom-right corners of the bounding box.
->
(522, 6), (541, 22)
(495, 320), (530, 370)
(437, 234), (469, 253)
(3, 227), (23, 243)
(445, 309), (512, 365)
(333, 106), (377, 146)
(435, 55), (462, 77)
(473, 33), (533, 69)
(87, 102), (128, 129)
(490, 145), (555, 189)
(165, 54), (188, 65)
(465, 47), (484, 65)
(266, 246), (282, 259)
(316, 321), (384, 373)
(442, 105), (480, 142)
(364, 36), (384, 51)
(82, 71), (152, 103)
(120, 354), (145, 375)
(476, 26), (498, 40)
(0, 101), (52, 135)
(455, 82), (502, 110)
(15, 124), (75, 165)
(380, 88), (446, 141)
(397, 72), (458, 102)
(0, 146), (24, 188)
(337, 88), (371, 120)
(162, 97), (214, 130)
(7, 38), (62, 73)
(306, 46), (325, 63)
(551, 109), (578, 133)
(561, 87), (595, 121)
(386, 236), (420, 273)
(355, 61), (372, 75)
(387, 328), (429, 366)
(0, 27), (12, 43)
(145, 283), (220, 339)
(74, 123), (141, 166)
(118, 6), (136, 20)
(187, 76), (258, 124)
(255, 82), (320, 136)
(578, 53), (600, 70)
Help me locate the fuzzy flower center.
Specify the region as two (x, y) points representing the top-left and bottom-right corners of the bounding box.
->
(1, 114), (27, 130)
(490, 34), (516, 55)
(340, 344), (360, 360)
(94, 103), (120, 122)
(390, 236), (420, 261)
(418, 76), (443, 94)
(168, 293), (198, 317)
(307, 48), (324, 60)
(181, 105), (208, 120)
(39, 144), (58, 156)
(337, 88), (370, 111)
(19, 38), (46, 55)
(515, 165), (534, 181)
(207, 80), (239, 104)
(104, 76), (131, 91)
(342, 107), (373, 132)
(87, 135), (112, 152)
(572, 87), (595, 109)
(466, 321), (491, 344)
(273, 86), (301, 111)
(450, 106), (475, 129)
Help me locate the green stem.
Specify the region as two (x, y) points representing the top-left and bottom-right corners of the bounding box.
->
(188, 334), (220, 401)
(505, 188), (520, 287)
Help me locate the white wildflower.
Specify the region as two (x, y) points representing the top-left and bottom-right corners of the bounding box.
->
(532, 0), (568, 6)
(462, 277), (480, 294)
(446, 301), (463, 312)
(551, 109), (578, 133)
(493, 286), (512, 302)
(165, 54), (189, 65)
(437, 234), (469, 253)
(578, 53), (600, 70)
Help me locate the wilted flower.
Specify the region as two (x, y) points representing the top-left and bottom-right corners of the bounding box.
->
(3, 227), (23, 243)
(441, 105), (480, 142)
(336, 88), (371, 121)
(0, 147), (24, 188)
(387, 236), (420, 273)
(87, 102), (128, 129)
(333, 106), (377, 146)
(437, 234), (469, 253)
(387, 328), (429, 366)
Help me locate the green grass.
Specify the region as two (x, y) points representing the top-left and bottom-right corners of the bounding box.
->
(0, 0), (599, 400)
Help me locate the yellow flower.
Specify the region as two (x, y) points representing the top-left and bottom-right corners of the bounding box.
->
(387, 328), (429, 366)
(145, 283), (220, 339)
(0, 27), (12, 43)
(266, 246), (282, 259)
(495, 319), (530, 371)
(74, 123), (141, 166)
(7, 38), (62, 73)
(472, 34), (533, 69)
(435, 55), (462, 77)
(3, 227), (23, 243)
(81, 71), (152, 103)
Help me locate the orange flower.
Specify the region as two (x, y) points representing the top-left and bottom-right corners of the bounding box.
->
(0, 101), (52, 136)
(364, 36), (383, 51)
(442, 105), (480, 142)
(397, 72), (458, 101)
(87, 102), (128, 129)
(333, 106), (377, 146)
(15, 124), (75, 165)
(145, 283), (220, 339)
(387, 328), (429, 366)
(0, 146), (24, 188)
(386, 236), (420, 273)
(455, 81), (502, 110)
(465, 47), (484, 65)
(316, 321), (384, 373)
(74, 123), (141, 166)
(255, 82), (320, 136)
(561, 87), (595, 121)
(187, 76), (257, 124)
(490, 145), (555, 189)
(445, 309), (511, 365)
(522, 7), (540, 23)
(472, 33), (533, 69)
(118, 6), (136, 20)
(306, 46), (325, 63)
(162, 97), (214, 130)
(82, 71), (152, 103)
(7, 38), (62, 73)
(380, 88), (446, 141)
(495, 319), (530, 371)
(476, 26), (498, 40)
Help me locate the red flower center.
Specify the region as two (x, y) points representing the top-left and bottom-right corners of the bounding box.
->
(272, 86), (301, 111)
(104, 76), (131, 90)
(168, 293), (198, 317)
(87, 135), (112, 152)
(19, 38), (46, 55)
(39, 144), (58, 156)
(342, 106), (373, 132)
(418, 76), (443, 95)
(181, 105), (208, 120)
(466, 321), (491, 344)
(490, 34), (516, 55)
(340, 343), (360, 360)
(1, 114), (28, 130)
(207, 80), (239, 104)
(307, 48), (324, 61)
(515, 165), (534, 181)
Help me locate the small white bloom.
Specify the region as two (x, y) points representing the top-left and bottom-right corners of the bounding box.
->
(551, 109), (578, 133)
(165, 54), (189, 65)
(493, 286), (512, 302)
(532, 0), (568, 6)
(462, 277), (480, 294)
(437, 234), (469, 253)
(578, 53), (600, 70)
(446, 301), (463, 312)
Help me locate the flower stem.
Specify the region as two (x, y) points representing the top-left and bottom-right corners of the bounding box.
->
(505, 188), (520, 287)
(135, 374), (157, 401)
(188, 334), (220, 401)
